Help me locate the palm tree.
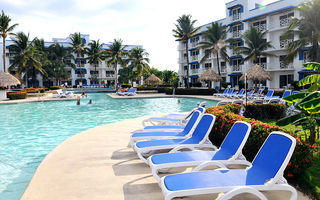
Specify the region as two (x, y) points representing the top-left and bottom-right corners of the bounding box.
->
(85, 40), (104, 84)
(69, 32), (85, 85)
(105, 39), (127, 89)
(46, 43), (75, 86)
(198, 22), (230, 87)
(173, 14), (200, 88)
(0, 10), (18, 72)
(282, 0), (320, 63)
(128, 47), (150, 85)
(8, 32), (45, 87)
(235, 27), (275, 64)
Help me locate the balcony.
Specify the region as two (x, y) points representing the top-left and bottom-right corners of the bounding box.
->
(232, 30), (241, 38)
(191, 69), (199, 74)
(280, 18), (291, 28)
(280, 39), (293, 49)
(232, 65), (242, 72)
(77, 74), (85, 78)
(191, 55), (199, 61)
(232, 13), (241, 21)
(190, 42), (198, 48)
(105, 74), (115, 78)
(221, 66), (227, 73)
(258, 63), (267, 69)
(253, 24), (267, 32)
(266, 62), (294, 71)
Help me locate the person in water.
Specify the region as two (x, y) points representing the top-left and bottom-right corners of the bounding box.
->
(88, 99), (92, 104)
(76, 96), (81, 105)
(81, 92), (87, 98)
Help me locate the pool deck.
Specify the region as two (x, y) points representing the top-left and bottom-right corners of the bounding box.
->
(21, 116), (310, 200)
(108, 93), (236, 103)
(0, 93), (79, 104)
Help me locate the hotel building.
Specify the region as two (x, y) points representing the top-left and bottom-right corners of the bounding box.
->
(177, 0), (311, 89)
(0, 34), (141, 87)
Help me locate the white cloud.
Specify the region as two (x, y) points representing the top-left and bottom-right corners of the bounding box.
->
(1, 0), (230, 71)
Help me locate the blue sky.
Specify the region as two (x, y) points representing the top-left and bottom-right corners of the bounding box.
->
(1, 0), (275, 71)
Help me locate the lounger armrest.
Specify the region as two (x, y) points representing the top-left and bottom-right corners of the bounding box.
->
(169, 145), (195, 153)
(192, 161), (227, 172)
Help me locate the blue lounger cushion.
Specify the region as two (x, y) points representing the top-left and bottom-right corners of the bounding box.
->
(152, 151), (216, 164)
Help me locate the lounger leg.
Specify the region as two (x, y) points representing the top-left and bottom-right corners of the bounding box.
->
(137, 151), (148, 164)
(218, 186), (268, 200)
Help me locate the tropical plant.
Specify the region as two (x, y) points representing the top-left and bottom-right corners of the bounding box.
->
(69, 32), (85, 84)
(173, 14), (200, 88)
(299, 62), (320, 92)
(162, 70), (178, 85)
(118, 65), (137, 84)
(8, 32), (46, 88)
(128, 47), (150, 85)
(282, 0), (320, 63)
(0, 10), (18, 72)
(277, 91), (320, 144)
(45, 43), (75, 86)
(85, 40), (104, 84)
(105, 39), (127, 89)
(143, 67), (163, 80)
(235, 27), (275, 64)
(198, 22), (230, 87)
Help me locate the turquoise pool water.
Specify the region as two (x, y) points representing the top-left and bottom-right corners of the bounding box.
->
(0, 93), (217, 199)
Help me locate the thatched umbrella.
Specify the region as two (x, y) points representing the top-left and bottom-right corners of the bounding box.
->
(145, 74), (161, 83)
(239, 64), (272, 89)
(198, 69), (223, 82)
(0, 71), (21, 100)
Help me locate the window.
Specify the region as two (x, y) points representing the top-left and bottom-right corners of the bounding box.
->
(232, 40), (242, 47)
(279, 74), (294, 88)
(280, 55), (287, 68)
(204, 50), (211, 57)
(255, 57), (267, 64)
(252, 20), (267, 31)
(204, 63), (212, 69)
(90, 71), (99, 75)
(232, 58), (242, 66)
(232, 24), (242, 37)
(280, 12), (294, 27)
(303, 51), (309, 62)
(191, 64), (199, 69)
(184, 65), (188, 70)
(232, 7), (241, 21)
(183, 53), (187, 58)
(106, 71), (115, 77)
(221, 62), (226, 67)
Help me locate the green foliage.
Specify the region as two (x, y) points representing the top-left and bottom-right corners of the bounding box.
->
(6, 91), (27, 100)
(278, 91), (320, 144)
(299, 62), (320, 92)
(206, 104), (315, 179)
(165, 88), (217, 95)
(299, 157), (320, 199)
(127, 47), (150, 83)
(244, 103), (286, 120)
(121, 84), (132, 88)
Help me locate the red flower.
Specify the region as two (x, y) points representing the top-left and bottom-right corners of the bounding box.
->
(287, 173), (294, 177)
(288, 162), (292, 166)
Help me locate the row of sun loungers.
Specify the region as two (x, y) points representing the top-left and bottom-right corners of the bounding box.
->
(116, 88), (137, 96)
(127, 104), (298, 200)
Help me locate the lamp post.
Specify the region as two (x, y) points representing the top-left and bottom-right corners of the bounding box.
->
(245, 73), (247, 108)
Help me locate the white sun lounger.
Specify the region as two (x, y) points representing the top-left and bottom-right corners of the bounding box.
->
(159, 132), (297, 200)
(148, 121), (252, 181)
(134, 114), (216, 164)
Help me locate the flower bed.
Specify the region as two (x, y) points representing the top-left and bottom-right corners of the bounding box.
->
(206, 104), (315, 180)
(244, 103), (286, 120)
(6, 91), (28, 100)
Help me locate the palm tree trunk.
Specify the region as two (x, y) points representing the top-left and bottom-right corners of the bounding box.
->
(3, 37), (6, 72)
(32, 67), (36, 88)
(115, 62), (118, 90)
(185, 41), (190, 88)
(94, 64), (97, 84)
(216, 53), (221, 89)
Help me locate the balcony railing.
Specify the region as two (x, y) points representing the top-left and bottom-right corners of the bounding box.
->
(233, 30), (241, 38)
(280, 39), (293, 49)
(191, 69), (199, 74)
(221, 66), (227, 73)
(232, 13), (241, 21)
(77, 74), (85, 78)
(232, 65), (242, 72)
(106, 74), (115, 77)
(253, 24), (267, 32)
(190, 42), (198, 48)
(191, 55), (199, 61)
(280, 18), (291, 28)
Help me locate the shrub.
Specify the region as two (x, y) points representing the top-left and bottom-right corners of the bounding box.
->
(205, 104), (315, 180)
(11, 88), (46, 93)
(7, 91), (27, 100)
(121, 84), (132, 88)
(49, 86), (62, 90)
(244, 103), (286, 120)
(134, 86), (170, 93)
(165, 88), (217, 95)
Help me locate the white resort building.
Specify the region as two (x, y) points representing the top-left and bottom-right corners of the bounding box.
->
(177, 0), (311, 90)
(0, 34), (141, 87)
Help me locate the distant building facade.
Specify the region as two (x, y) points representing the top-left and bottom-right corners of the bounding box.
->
(177, 0), (311, 89)
(0, 34), (141, 87)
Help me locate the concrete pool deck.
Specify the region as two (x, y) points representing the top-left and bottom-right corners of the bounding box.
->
(21, 116), (310, 200)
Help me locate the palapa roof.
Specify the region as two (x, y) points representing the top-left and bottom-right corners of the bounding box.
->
(239, 64), (272, 81)
(145, 74), (161, 82)
(0, 71), (21, 87)
(198, 69), (223, 82)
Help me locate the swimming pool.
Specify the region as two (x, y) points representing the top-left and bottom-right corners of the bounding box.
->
(0, 93), (217, 199)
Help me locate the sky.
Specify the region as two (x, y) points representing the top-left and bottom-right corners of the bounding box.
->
(0, 0), (276, 71)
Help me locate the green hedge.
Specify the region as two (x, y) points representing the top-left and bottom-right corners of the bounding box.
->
(165, 88), (217, 95)
(206, 104), (315, 180)
(121, 84), (132, 88)
(49, 86), (62, 90)
(11, 88), (46, 93)
(244, 103), (286, 120)
(7, 91), (28, 100)
(134, 86), (170, 93)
